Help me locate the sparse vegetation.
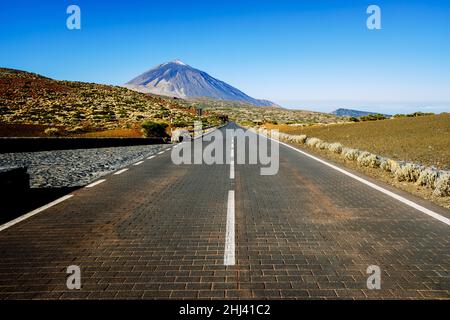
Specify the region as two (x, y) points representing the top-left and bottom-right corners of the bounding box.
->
(393, 111), (434, 118)
(359, 113), (387, 121)
(0, 68), (347, 138)
(172, 96), (346, 125)
(264, 113), (450, 169)
(0, 68), (224, 137)
(141, 121), (168, 138)
(44, 127), (61, 136)
(258, 114), (450, 207)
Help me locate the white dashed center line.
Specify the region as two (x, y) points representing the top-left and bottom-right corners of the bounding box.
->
(230, 161), (235, 180)
(224, 133), (236, 266)
(230, 140), (235, 180)
(224, 190), (236, 266)
(133, 161), (144, 166)
(157, 151), (164, 155)
(147, 155), (155, 160)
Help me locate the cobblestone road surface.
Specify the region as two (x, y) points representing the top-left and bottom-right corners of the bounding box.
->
(0, 123), (449, 299)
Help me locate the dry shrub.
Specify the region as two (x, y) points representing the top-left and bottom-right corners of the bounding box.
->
(306, 137), (321, 148)
(66, 126), (85, 133)
(342, 148), (360, 161)
(416, 168), (440, 189)
(433, 173), (450, 197)
(280, 133), (307, 144)
(356, 151), (370, 165)
(270, 131), (280, 139)
(357, 152), (381, 168)
(293, 134), (307, 144)
(317, 141), (329, 150)
(328, 142), (343, 154)
(44, 127), (60, 136)
(394, 163), (423, 182)
(380, 158), (390, 171)
(380, 158), (401, 173)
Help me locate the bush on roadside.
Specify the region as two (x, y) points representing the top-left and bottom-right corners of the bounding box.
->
(380, 158), (401, 173)
(44, 127), (61, 136)
(305, 137), (322, 148)
(328, 142), (343, 154)
(66, 126), (86, 134)
(357, 152), (381, 168)
(416, 168), (440, 189)
(394, 163), (423, 182)
(295, 134), (307, 144)
(141, 121), (168, 138)
(172, 120), (190, 128)
(342, 148), (360, 161)
(317, 141), (329, 150)
(433, 173), (450, 197)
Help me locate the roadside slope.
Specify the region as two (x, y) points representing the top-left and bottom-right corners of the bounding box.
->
(262, 115), (450, 209)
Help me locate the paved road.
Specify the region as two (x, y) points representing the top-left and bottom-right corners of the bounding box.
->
(0, 123), (449, 299)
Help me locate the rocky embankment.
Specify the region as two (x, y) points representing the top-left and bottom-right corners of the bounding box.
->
(0, 145), (168, 188)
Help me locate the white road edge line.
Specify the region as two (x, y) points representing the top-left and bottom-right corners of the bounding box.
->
(0, 194), (74, 232)
(269, 137), (450, 226)
(157, 151), (164, 155)
(224, 190), (236, 266)
(147, 155), (155, 160)
(133, 161), (144, 166)
(85, 179), (106, 188)
(114, 168), (128, 175)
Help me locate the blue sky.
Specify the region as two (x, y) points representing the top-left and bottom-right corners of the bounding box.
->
(1, 0), (450, 113)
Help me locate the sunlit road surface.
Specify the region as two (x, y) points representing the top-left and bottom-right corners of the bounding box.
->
(0, 123), (449, 299)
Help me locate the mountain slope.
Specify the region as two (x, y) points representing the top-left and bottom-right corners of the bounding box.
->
(0, 68), (224, 136)
(124, 60), (276, 107)
(331, 108), (391, 118)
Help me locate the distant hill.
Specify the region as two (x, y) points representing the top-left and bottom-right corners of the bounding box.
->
(331, 108), (391, 118)
(124, 60), (277, 107)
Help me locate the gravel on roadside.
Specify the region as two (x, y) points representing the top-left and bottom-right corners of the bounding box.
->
(0, 144), (169, 188)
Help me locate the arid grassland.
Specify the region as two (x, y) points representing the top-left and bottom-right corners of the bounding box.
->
(265, 114), (450, 170)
